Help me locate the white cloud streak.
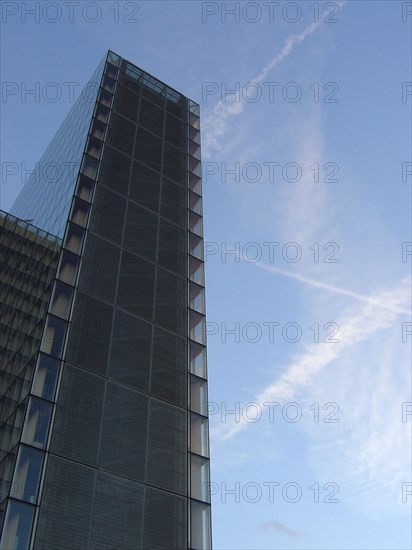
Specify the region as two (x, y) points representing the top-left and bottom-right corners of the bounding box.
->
(254, 262), (411, 316)
(202, 13), (333, 158)
(211, 276), (410, 441)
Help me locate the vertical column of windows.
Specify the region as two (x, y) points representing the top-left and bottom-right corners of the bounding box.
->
(186, 101), (212, 550)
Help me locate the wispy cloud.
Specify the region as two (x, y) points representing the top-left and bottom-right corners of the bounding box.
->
(211, 276), (410, 441)
(305, 326), (411, 518)
(202, 15), (331, 158)
(260, 520), (300, 538)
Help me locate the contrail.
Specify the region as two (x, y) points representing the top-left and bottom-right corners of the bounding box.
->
(203, 3), (347, 156)
(254, 262), (411, 316)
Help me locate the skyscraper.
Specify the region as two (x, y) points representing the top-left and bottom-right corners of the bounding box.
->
(0, 50), (211, 550)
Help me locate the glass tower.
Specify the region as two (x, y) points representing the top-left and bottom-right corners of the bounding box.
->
(0, 50), (211, 550)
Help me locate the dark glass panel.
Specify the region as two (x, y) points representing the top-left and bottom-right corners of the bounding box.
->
(146, 400), (187, 495)
(154, 267), (187, 336)
(151, 326), (187, 408)
(166, 95), (185, 118)
(98, 145), (131, 197)
(157, 218), (186, 277)
(165, 112), (186, 150)
(99, 382), (148, 482)
(162, 143), (185, 183)
(109, 308), (152, 392)
(113, 83), (140, 122)
(90, 472), (144, 549)
(34, 456), (96, 550)
(106, 112), (135, 156)
(143, 487), (187, 550)
(117, 250), (155, 321)
(89, 186), (126, 245)
(160, 178), (186, 225)
(66, 291), (113, 376)
(142, 86), (164, 107)
(139, 98), (164, 137)
(130, 161), (160, 213)
(134, 128), (162, 172)
(78, 233), (120, 303)
(123, 201), (158, 261)
(50, 364), (105, 466)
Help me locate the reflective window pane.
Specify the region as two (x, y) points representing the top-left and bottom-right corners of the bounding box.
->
(189, 191), (202, 215)
(190, 413), (209, 457)
(190, 343), (207, 379)
(11, 445), (44, 504)
(63, 222), (85, 256)
(189, 256), (205, 286)
(69, 197), (90, 227)
(75, 174), (95, 202)
(191, 454), (210, 503)
(0, 500), (35, 550)
(21, 397), (52, 449)
(40, 315), (67, 359)
(32, 354), (60, 402)
(85, 136), (103, 160)
(190, 376), (208, 417)
(189, 211), (203, 237)
(49, 281), (73, 320)
(89, 119), (106, 142)
(80, 154), (99, 180)
(56, 249), (80, 286)
(189, 283), (205, 314)
(190, 311), (206, 345)
(189, 233), (204, 261)
(190, 501), (211, 550)
(189, 173), (202, 194)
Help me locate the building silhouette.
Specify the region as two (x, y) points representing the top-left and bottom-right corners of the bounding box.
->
(0, 50), (211, 550)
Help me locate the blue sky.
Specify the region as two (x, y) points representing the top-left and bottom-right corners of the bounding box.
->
(1, 1), (411, 549)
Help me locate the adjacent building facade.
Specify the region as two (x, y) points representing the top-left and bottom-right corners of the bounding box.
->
(0, 50), (211, 549)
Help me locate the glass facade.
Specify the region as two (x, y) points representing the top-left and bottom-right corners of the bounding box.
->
(1, 51), (211, 549)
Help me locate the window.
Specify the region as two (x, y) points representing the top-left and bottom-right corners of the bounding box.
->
(190, 342), (207, 379)
(0, 500), (35, 550)
(190, 311), (206, 345)
(32, 354), (60, 402)
(191, 454), (210, 503)
(11, 445), (44, 504)
(189, 283), (205, 314)
(190, 413), (209, 457)
(40, 315), (67, 359)
(190, 501), (211, 550)
(21, 397), (52, 449)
